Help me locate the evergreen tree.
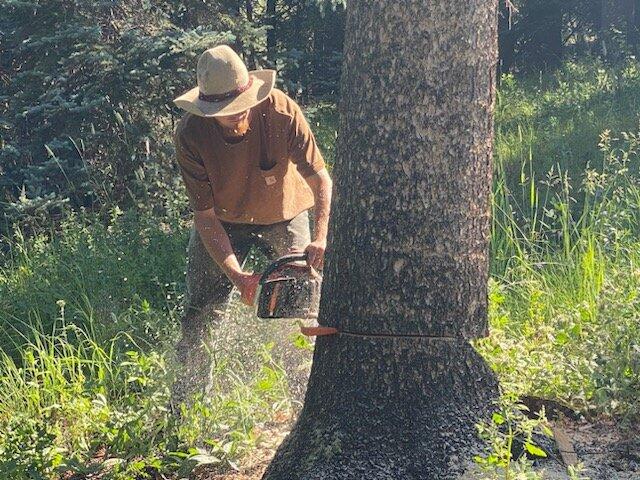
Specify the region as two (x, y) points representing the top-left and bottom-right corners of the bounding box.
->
(0, 0), (243, 227)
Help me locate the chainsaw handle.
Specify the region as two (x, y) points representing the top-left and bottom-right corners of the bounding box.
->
(259, 253), (308, 285)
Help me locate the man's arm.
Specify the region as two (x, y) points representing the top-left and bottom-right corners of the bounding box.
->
(193, 207), (255, 293)
(303, 167), (332, 269)
(173, 127), (255, 298)
(282, 96), (332, 268)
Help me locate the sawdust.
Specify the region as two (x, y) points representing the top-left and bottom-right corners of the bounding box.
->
(181, 308), (640, 480)
(556, 417), (640, 479)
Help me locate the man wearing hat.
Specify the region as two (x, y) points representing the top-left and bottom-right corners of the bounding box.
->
(170, 45), (332, 407)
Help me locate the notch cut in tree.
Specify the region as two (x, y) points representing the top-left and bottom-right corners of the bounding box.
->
(263, 1), (499, 479)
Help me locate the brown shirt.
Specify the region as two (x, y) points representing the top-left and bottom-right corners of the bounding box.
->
(174, 88), (325, 224)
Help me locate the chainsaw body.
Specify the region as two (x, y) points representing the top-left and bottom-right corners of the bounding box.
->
(255, 253), (322, 319)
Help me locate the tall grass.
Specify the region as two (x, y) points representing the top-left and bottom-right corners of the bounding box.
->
(0, 210), (300, 479)
(480, 86), (640, 421)
(0, 208), (187, 359)
(0, 314), (296, 478)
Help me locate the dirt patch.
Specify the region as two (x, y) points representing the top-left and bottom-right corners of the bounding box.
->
(557, 418), (640, 479)
(191, 425), (289, 480)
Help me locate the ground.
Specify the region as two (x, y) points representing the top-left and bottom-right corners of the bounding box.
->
(187, 415), (639, 480)
(195, 305), (640, 480)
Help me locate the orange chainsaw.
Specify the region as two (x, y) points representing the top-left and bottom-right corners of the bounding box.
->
(254, 253), (322, 320)
(241, 253), (336, 336)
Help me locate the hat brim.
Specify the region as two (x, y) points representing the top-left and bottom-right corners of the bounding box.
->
(173, 69), (276, 117)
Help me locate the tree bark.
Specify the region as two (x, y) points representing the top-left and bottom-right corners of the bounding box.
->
(262, 1), (499, 478)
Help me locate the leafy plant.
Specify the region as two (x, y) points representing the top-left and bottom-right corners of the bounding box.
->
(474, 393), (552, 480)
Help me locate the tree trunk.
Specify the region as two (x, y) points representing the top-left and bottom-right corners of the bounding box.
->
(600, 0), (637, 54)
(266, 0), (277, 68)
(262, 1), (499, 479)
(528, 0), (564, 70)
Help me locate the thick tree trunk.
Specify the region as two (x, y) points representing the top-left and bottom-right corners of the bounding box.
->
(263, 1), (499, 479)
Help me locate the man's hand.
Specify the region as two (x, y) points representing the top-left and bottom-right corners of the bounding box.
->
(231, 271), (261, 306)
(305, 239), (326, 270)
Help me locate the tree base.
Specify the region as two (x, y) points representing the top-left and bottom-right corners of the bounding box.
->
(262, 336), (498, 480)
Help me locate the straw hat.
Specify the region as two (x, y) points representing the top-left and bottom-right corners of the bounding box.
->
(173, 45), (276, 117)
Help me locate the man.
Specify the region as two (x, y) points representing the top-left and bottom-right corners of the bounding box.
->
(170, 45), (332, 408)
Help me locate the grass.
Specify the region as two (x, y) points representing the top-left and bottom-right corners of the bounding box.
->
(1, 57), (640, 478)
(479, 86), (640, 422)
(0, 207), (186, 359)
(0, 210), (303, 479)
(495, 58), (640, 197)
(0, 305), (297, 479)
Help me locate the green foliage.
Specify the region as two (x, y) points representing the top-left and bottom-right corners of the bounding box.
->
(0, 208), (187, 356)
(0, 0), (238, 226)
(479, 68), (640, 420)
(0, 321), (171, 478)
(267, 0), (345, 99)
(499, 0), (640, 73)
(474, 393), (552, 480)
(0, 313), (293, 479)
(0, 0), (344, 232)
(0, 34), (640, 479)
(304, 102), (339, 167)
(0, 207), (298, 479)
(495, 59), (640, 207)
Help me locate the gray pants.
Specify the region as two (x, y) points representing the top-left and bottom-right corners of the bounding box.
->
(171, 210), (311, 409)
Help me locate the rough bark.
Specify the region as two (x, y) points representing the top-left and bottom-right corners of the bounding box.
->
(320, 0), (496, 339)
(265, 339), (496, 479)
(263, 1), (499, 479)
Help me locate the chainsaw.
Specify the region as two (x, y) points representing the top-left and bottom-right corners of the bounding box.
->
(254, 253), (322, 320)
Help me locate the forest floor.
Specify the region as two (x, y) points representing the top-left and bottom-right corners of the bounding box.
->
(540, 418), (639, 480)
(184, 305), (640, 480)
(188, 404), (640, 480)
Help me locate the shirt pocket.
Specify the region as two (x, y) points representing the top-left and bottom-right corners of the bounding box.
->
(258, 157), (288, 187)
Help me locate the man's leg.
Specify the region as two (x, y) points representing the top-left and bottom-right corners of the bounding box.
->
(258, 210), (312, 259)
(253, 210), (313, 402)
(171, 225), (251, 411)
